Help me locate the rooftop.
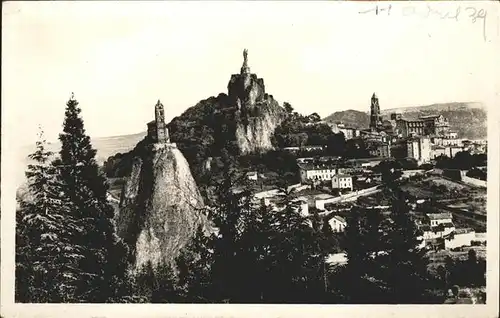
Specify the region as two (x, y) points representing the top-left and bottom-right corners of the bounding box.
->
(454, 228), (474, 235)
(427, 213), (453, 220)
(346, 157), (385, 163)
(330, 215), (347, 223)
(314, 193), (336, 200)
(419, 114), (442, 120)
(333, 174), (352, 179)
(297, 163), (338, 170)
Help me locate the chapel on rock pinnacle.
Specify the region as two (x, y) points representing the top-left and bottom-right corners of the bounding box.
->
(147, 100), (175, 148)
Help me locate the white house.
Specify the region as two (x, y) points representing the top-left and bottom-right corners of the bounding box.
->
(331, 174), (353, 191)
(419, 223), (455, 240)
(328, 215), (347, 232)
(427, 213), (453, 227)
(246, 171), (258, 181)
(298, 163), (338, 182)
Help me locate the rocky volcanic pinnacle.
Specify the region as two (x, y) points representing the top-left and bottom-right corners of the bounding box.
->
(228, 49), (285, 154)
(116, 143), (207, 269)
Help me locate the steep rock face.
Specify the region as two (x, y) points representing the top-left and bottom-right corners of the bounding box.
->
(116, 144), (207, 269)
(235, 99), (284, 154)
(228, 71), (285, 154)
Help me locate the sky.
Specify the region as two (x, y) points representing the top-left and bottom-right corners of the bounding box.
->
(2, 1), (499, 147)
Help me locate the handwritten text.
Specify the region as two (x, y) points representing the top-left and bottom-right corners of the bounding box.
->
(359, 4), (488, 41)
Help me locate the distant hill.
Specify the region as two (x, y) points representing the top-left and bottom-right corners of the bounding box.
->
(323, 110), (369, 129)
(381, 102), (486, 115)
(18, 131), (146, 165)
(15, 132), (146, 189)
(324, 102), (487, 139)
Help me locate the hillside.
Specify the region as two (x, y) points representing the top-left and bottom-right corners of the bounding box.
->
(323, 110), (369, 129)
(324, 102), (487, 139)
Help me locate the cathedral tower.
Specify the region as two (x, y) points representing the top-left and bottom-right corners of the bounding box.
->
(370, 93), (382, 132)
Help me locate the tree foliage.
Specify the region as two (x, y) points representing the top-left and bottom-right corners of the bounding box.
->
(16, 95), (137, 303)
(16, 128), (84, 302)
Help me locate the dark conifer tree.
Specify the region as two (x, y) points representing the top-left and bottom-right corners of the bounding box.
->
(383, 189), (431, 303)
(337, 206), (387, 303)
(16, 128), (84, 302)
(57, 94), (131, 302)
(175, 226), (214, 302)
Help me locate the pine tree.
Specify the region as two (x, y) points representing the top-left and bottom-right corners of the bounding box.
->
(57, 94), (130, 302)
(16, 128), (84, 302)
(261, 182), (327, 303)
(175, 226), (214, 302)
(383, 189), (431, 303)
(336, 205), (388, 303)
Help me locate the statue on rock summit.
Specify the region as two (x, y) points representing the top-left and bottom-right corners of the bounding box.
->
(241, 48), (250, 75)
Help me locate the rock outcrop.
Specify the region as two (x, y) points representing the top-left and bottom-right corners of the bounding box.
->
(116, 142), (207, 270)
(167, 49), (285, 162)
(228, 49), (285, 154)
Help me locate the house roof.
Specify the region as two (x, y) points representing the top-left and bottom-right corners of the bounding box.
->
(332, 215), (347, 224)
(427, 213), (453, 220)
(297, 163), (338, 170)
(419, 114), (442, 120)
(454, 228), (474, 235)
(333, 174), (352, 179)
(432, 145), (446, 150)
(314, 193), (335, 200)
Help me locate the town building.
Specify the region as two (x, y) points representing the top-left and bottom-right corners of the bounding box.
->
(430, 134), (462, 147)
(417, 213), (456, 247)
(427, 212), (453, 227)
(431, 145), (447, 158)
(302, 145), (325, 152)
(346, 157), (384, 168)
(298, 163), (338, 182)
(367, 141), (392, 158)
(393, 114), (450, 137)
(419, 114), (450, 135)
(332, 123), (361, 140)
(283, 146), (300, 153)
(406, 137), (432, 164)
(246, 171), (258, 181)
(328, 215), (347, 232)
(395, 118), (426, 137)
(360, 130), (391, 143)
(331, 174), (353, 191)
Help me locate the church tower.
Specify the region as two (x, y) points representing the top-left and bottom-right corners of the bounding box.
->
(370, 93), (382, 132)
(147, 100), (170, 143)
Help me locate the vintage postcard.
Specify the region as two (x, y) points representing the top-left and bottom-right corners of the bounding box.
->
(1, 1), (499, 318)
